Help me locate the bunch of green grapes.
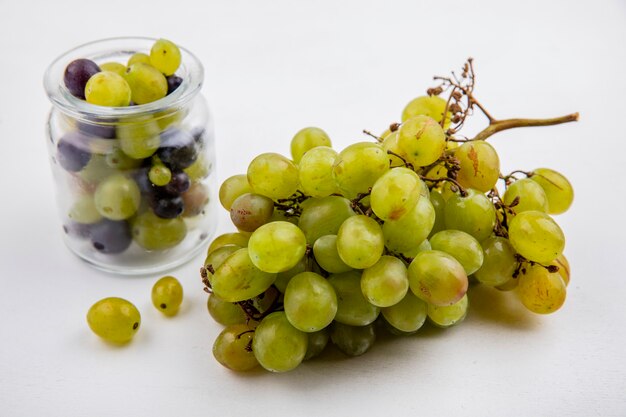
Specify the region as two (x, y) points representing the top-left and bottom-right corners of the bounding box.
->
(203, 60), (577, 373)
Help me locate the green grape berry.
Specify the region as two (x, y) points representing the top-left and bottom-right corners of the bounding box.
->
(124, 63), (168, 105)
(408, 250), (468, 306)
(530, 168), (574, 214)
(151, 276), (183, 316)
(397, 115), (446, 167)
(248, 221), (307, 273)
(284, 272), (338, 332)
(213, 324), (259, 371)
(290, 127), (332, 163)
(252, 312), (308, 372)
(401, 95), (451, 128)
(508, 210), (565, 265)
(149, 164), (172, 186)
(150, 38), (182, 76)
(86, 297), (141, 344)
(94, 174), (140, 220)
(85, 71), (131, 107)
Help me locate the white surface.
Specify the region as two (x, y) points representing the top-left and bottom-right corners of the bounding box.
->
(1, 1), (625, 416)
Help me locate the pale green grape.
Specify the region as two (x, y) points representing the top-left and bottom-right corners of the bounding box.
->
(204, 246), (241, 279)
(408, 250), (468, 306)
(530, 168), (574, 214)
(298, 196), (355, 244)
(428, 293), (468, 327)
(383, 196), (435, 254)
(312, 235), (352, 273)
(213, 324), (259, 372)
(151, 276), (183, 316)
(298, 146), (339, 198)
(124, 63), (168, 104)
(332, 142), (389, 198)
(503, 178), (549, 213)
(105, 148), (142, 170)
(127, 52), (151, 66)
(290, 127), (332, 163)
(454, 141), (500, 193)
(508, 210), (564, 264)
(269, 208), (299, 225)
(99, 62), (126, 77)
(330, 322), (376, 357)
(252, 312), (308, 372)
(370, 167), (422, 221)
(207, 232), (249, 255)
(117, 116), (161, 159)
(184, 152), (212, 180)
(132, 211), (187, 250)
(517, 264), (567, 314)
(382, 131), (406, 168)
(381, 291), (427, 334)
(304, 328), (330, 360)
(148, 164), (172, 186)
(553, 253), (570, 286)
(429, 230), (484, 275)
(86, 297), (140, 344)
(397, 115), (446, 167)
(402, 239), (432, 258)
(68, 194), (102, 224)
(207, 294), (247, 326)
(94, 174), (140, 220)
(361, 256), (409, 307)
(274, 256), (308, 293)
(284, 272), (338, 332)
(150, 38), (182, 76)
(444, 189), (496, 242)
(78, 155), (116, 184)
(219, 174), (253, 210)
(247, 153), (299, 200)
(429, 189), (446, 237)
(336, 215), (384, 269)
(85, 71), (131, 107)
(229, 193), (274, 232)
(401, 95), (451, 128)
(248, 221), (307, 273)
(211, 248), (276, 302)
(328, 271), (380, 326)
(474, 236), (517, 287)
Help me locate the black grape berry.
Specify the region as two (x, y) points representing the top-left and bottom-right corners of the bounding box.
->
(57, 132), (91, 172)
(166, 75), (183, 95)
(152, 194), (185, 219)
(164, 171), (191, 194)
(90, 220), (132, 254)
(157, 128), (198, 170)
(64, 59), (101, 99)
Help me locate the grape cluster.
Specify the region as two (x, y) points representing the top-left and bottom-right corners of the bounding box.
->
(202, 60), (576, 373)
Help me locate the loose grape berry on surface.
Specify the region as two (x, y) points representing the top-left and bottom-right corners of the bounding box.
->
(87, 297), (141, 344)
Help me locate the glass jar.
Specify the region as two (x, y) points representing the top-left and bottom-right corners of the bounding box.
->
(43, 37), (217, 275)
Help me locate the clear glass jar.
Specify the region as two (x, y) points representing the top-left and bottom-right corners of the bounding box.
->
(43, 37), (217, 275)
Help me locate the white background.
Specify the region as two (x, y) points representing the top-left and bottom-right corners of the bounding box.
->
(1, 0), (625, 416)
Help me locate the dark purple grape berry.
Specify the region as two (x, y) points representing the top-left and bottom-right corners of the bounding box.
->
(164, 171), (190, 194)
(63, 222), (91, 240)
(90, 220), (132, 254)
(151, 195), (185, 219)
(77, 120), (116, 139)
(157, 128), (198, 170)
(191, 126), (207, 148)
(57, 132), (91, 172)
(133, 168), (156, 195)
(166, 75), (183, 95)
(64, 59), (101, 99)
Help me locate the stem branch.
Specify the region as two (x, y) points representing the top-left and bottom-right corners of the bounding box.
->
(472, 113), (579, 141)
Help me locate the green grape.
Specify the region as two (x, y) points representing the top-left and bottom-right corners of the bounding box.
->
(154, 108), (185, 130)
(429, 189), (446, 237)
(148, 164), (172, 186)
(229, 193), (274, 232)
(132, 210), (187, 250)
(248, 221), (307, 273)
(517, 264), (567, 314)
(219, 174), (253, 210)
(381, 291), (427, 334)
(298, 146), (339, 198)
(474, 236), (517, 287)
(530, 168), (574, 214)
(151, 276), (183, 316)
(269, 209), (299, 225)
(78, 154), (116, 184)
(382, 131), (407, 168)
(247, 153), (299, 200)
(312, 235), (352, 273)
(124, 63), (168, 104)
(252, 312), (308, 372)
(408, 250), (468, 306)
(298, 196), (355, 244)
(402, 239), (432, 258)
(84, 71), (131, 107)
(444, 189), (496, 242)
(181, 181), (209, 217)
(207, 294), (247, 326)
(150, 38), (181, 76)
(211, 248), (276, 302)
(117, 116), (161, 159)
(274, 256), (308, 293)
(396, 115), (446, 167)
(94, 174), (140, 220)
(429, 230), (484, 275)
(428, 294), (468, 328)
(86, 297), (140, 344)
(454, 141), (500, 193)
(332, 142), (389, 198)
(184, 153), (212, 180)
(503, 178), (549, 213)
(330, 322), (376, 357)
(213, 324), (259, 372)
(328, 271), (380, 326)
(290, 127), (332, 163)
(127, 52), (151, 66)
(553, 253), (570, 286)
(370, 167), (422, 221)
(99, 62), (126, 76)
(105, 148), (142, 170)
(401, 95), (451, 128)
(336, 215), (384, 269)
(284, 272), (338, 332)
(508, 210), (565, 264)
(304, 328), (330, 360)
(207, 232), (249, 255)
(361, 256), (409, 307)
(383, 197), (435, 254)
(68, 194), (102, 224)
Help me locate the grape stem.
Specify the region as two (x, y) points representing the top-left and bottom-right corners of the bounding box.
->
(472, 113), (579, 141)
(420, 176), (468, 197)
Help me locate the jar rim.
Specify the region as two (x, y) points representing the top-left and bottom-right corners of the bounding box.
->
(43, 36), (204, 120)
